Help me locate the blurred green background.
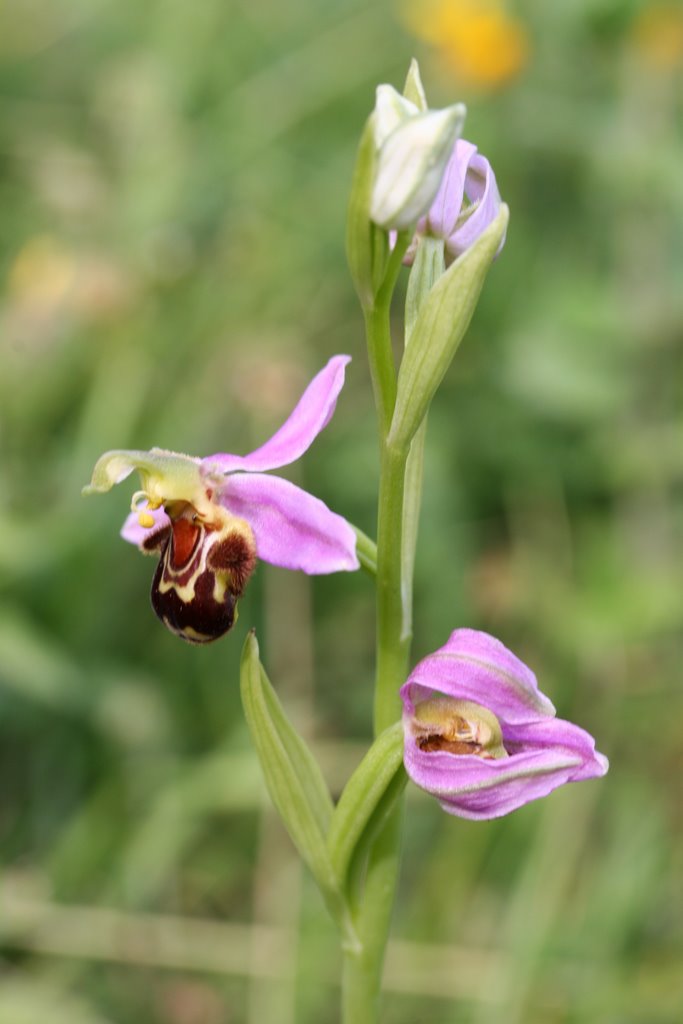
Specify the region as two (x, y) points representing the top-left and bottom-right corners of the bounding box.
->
(1, 0), (682, 1021)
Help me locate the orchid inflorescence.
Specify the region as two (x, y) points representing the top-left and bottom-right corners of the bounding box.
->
(83, 60), (607, 1023)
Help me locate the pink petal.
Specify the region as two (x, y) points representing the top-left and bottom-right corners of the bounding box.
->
(402, 629), (556, 726)
(504, 718), (610, 781)
(427, 139), (476, 238)
(447, 151), (505, 259)
(403, 715), (608, 821)
(220, 472), (359, 574)
(202, 355), (351, 475)
(121, 507), (171, 549)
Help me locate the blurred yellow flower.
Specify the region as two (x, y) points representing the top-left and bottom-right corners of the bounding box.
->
(7, 236), (135, 336)
(9, 236), (75, 307)
(631, 3), (683, 69)
(400, 0), (529, 90)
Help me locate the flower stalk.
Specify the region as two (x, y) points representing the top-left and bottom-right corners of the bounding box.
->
(341, 231), (443, 1024)
(340, 308), (409, 1024)
(362, 230), (411, 435)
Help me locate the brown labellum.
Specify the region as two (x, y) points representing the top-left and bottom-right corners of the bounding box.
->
(416, 735), (496, 758)
(150, 512), (256, 644)
(412, 697), (508, 760)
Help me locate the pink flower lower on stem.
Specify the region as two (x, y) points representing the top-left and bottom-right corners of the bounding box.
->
(401, 629), (608, 819)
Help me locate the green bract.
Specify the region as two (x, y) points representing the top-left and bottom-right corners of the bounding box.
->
(327, 722), (406, 895)
(389, 204), (510, 451)
(240, 632), (410, 951)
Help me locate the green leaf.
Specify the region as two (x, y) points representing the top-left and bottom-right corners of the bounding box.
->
(388, 204), (510, 451)
(239, 632), (360, 949)
(327, 722), (407, 894)
(240, 632), (333, 864)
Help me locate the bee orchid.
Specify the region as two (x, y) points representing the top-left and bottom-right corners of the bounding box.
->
(84, 355), (359, 643)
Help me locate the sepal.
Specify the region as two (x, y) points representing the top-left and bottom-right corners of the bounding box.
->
(389, 204), (509, 451)
(83, 448), (205, 511)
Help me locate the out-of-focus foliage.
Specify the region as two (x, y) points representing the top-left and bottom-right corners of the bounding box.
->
(1, 1), (681, 1021)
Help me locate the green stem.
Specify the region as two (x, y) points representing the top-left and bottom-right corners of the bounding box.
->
(363, 304), (395, 439)
(342, 235), (446, 1023)
(342, 277), (413, 1024)
(363, 232), (410, 436)
(373, 441), (411, 733)
(341, 808), (403, 1024)
(340, 441), (410, 1022)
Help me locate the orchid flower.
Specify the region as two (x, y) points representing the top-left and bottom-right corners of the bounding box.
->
(401, 629), (608, 819)
(401, 138), (507, 264)
(83, 356), (359, 643)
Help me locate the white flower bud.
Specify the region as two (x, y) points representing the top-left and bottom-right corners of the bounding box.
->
(373, 85), (419, 148)
(370, 97), (466, 231)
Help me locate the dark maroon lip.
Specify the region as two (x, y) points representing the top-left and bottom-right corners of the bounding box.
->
(150, 558), (237, 644)
(149, 524), (257, 644)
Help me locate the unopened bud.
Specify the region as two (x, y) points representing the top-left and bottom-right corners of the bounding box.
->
(370, 87), (465, 231)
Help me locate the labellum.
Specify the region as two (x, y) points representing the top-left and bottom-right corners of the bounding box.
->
(145, 506), (256, 644)
(411, 697), (508, 760)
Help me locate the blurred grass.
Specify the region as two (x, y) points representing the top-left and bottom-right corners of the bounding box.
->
(1, 0), (682, 1021)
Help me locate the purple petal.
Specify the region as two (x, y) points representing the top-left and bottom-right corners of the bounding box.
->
(121, 507), (171, 549)
(401, 629), (556, 726)
(202, 355), (351, 475)
(403, 715), (608, 821)
(426, 139), (476, 238)
(505, 718), (610, 781)
(219, 472), (359, 574)
(447, 151), (505, 259)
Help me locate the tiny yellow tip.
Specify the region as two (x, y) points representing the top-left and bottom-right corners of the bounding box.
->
(138, 512), (156, 529)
